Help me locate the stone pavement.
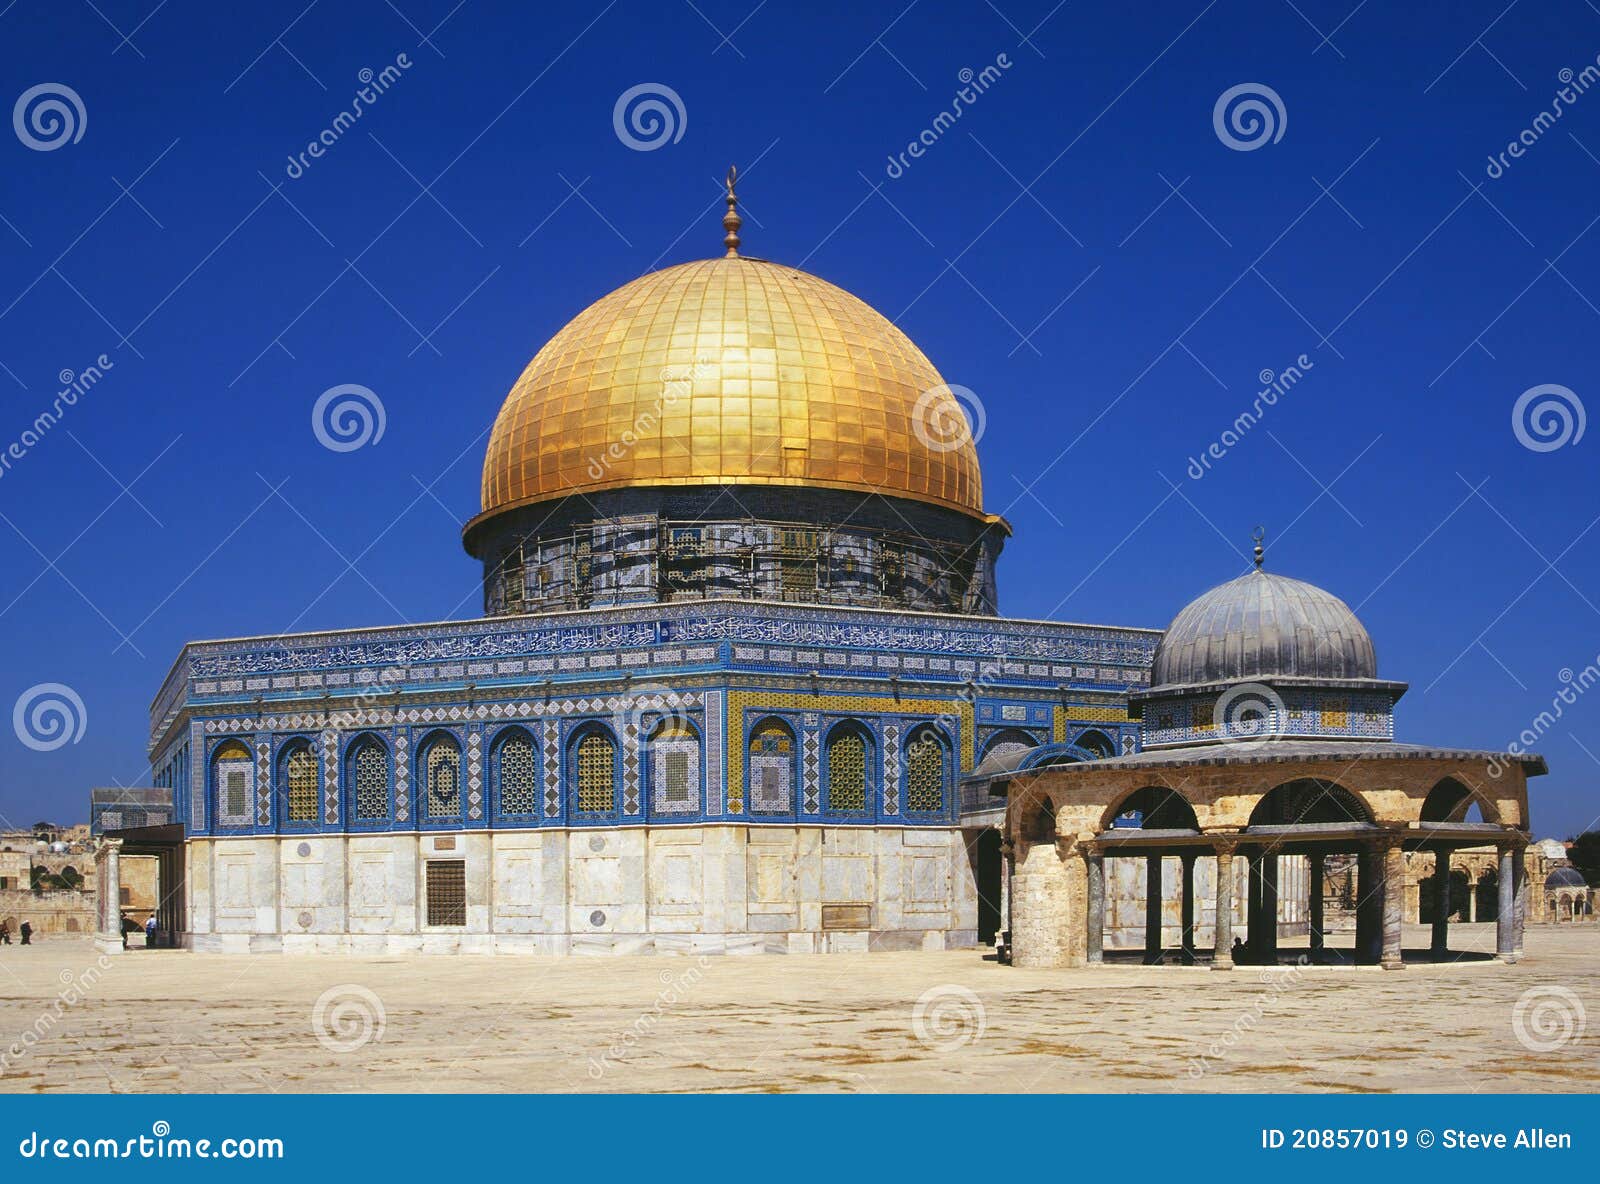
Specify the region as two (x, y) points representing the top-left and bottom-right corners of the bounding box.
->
(0, 923), (1592, 1093)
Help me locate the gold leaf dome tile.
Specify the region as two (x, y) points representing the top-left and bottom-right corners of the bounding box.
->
(474, 256), (985, 527)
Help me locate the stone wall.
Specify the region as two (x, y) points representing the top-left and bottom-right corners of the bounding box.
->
(0, 890), (96, 936)
(184, 825), (977, 954)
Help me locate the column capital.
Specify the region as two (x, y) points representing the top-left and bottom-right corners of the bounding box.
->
(94, 836), (124, 855)
(1209, 834), (1241, 857)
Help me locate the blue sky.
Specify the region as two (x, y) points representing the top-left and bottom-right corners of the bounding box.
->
(0, 0), (1596, 837)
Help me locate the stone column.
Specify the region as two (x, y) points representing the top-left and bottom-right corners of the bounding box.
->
(1309, 852), (1325, 961)
(997, 836), (1013, 953)
(93, 838), (125, 956)
(1354, 845), (1382, 965)
(1212, 842), (1236, 971)
(1245, 851), (1262, 958)
(1465, 879), (1476, 923)
(1259, 853), (1279, 964)
(1381, 837), (1405, 970)
(1085, 846), (1104, 965)
(1143, 854), (1163, 965)
(1430, 850), (1450, 960)
(1180, 851), (1197, 965)
(1496, 844), (1517, 962)
(1011, 829), (1085, 967)
(1513, 845), (1527, 957)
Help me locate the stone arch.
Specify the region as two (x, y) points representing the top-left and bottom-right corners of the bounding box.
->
(980, 727), (1040, 763)
(1476, 868), (1499, 921)
(1248, 778), (1374, 827)
(1099, 785), (1200, 832)
(1419, 777), (1500, 824)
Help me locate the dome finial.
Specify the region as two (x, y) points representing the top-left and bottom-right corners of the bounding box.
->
(722, 165), (741, 257)
(1252, 525), (1266, 569)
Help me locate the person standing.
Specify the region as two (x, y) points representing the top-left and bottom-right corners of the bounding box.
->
(0, 921), (10, 945)
(144, 914), (157, 948)
(19, 921), (32, 945)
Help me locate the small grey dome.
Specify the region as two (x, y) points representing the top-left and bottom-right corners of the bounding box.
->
(1545, 865), (1587, 890)
(1151, 569), (1377, 690)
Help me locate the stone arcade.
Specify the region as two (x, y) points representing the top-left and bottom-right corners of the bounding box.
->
(1001, 538), (1545, 969)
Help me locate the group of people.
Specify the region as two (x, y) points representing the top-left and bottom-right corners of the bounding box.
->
(0, 920), (30, 945)
(120, 913), (158, 949)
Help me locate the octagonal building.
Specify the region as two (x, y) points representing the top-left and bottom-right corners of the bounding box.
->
(143, 185), (1160, 954)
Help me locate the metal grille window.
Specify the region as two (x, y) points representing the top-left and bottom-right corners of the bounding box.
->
(425, 860), (466, 927)
(575, 730), (616, 812)
(424, 736), (461, 817)
(905, 727), (945, 813)
(353, 741), (388, 820)
(498, 731), (538, 815)
(285, 744), (318, 823)
(1321, 698), (1350, 729)
(827, 729), (868, 813)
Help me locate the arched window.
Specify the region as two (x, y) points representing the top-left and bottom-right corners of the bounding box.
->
(283, 742), (318, 824)
(1074, 729), (1115, 759)
(495, 729), (538, 816)
(212, 739), (253, 828)
(349, 737), (390, 821)
(573, 727), (617, 814)
(748, 719), (796, 815)
(422, 734), (461, 818)
(980, 728), (1039, 765)
(904, 725), (947, 813)
(649, 720), (701, 815)
(825, 725), (870, 815)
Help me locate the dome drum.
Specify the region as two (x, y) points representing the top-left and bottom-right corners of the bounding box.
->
(1132, 565), (1408, 750)
(467, 484), (1006, 616)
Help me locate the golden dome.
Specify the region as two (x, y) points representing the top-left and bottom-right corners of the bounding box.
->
(474, 255), (985, 526)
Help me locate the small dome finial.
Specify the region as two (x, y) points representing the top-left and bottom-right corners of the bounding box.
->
(723, 165), (741, 257)
(1252, 525), (1266, 569)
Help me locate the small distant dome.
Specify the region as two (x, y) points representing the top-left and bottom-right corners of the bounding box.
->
(1534, 838), (1568, 862)
(1150, 569), (1377, 690)
(1545, 865), (1587, 890)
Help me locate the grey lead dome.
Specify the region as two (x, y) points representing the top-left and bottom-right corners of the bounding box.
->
(1149, 568), (1378, 691)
